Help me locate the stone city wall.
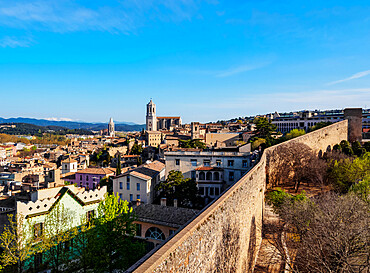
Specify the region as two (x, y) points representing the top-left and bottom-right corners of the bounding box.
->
(128, 120), (349, 273)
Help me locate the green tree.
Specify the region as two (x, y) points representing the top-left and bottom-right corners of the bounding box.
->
(339, 140), (354, 156)
(0, 214), (35, 273)
(309, 121), (332, 131)
(352, 141), (366, 157)
(179, 139), (206, 149)
(156, 171), (204, 208)
(42, 203), (77, 273)
(253, 117), (276, 139)
(130, 143), (143, 155)
(90, 193), (145, 272)
(100, 176), (113, 194)
(251, 138), (266, 150)
(328, 152), (370, 193)
(285, 129), (306, 140)
(116, 154), (122, 175)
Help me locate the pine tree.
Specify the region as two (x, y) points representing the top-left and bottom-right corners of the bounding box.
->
(116, 154), (122, 176)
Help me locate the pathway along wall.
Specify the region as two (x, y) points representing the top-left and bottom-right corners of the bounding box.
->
(128, 120), (348, 273)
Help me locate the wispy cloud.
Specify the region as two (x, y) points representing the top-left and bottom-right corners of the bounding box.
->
(44, 117), (74, 121)
(0, 36), (33, 48)
(327, 70), (370, 85)
(215, 63), (268, 77)
(0, 0), (209, 34)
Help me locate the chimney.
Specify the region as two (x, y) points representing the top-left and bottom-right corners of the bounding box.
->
(136, 199), (141, 207)
(160, 197), (167, 206)
(173, 199), (178, 208)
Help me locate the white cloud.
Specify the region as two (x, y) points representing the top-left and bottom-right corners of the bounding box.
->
(327, 70), (370, 85)
(0, 36), (33, 48)
(44, 117), (74, 121)
(0, 0), (207, 34)
(215, 64), (267, 77)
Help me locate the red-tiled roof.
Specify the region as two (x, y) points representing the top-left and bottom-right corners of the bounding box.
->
(77, 168), (115, 175)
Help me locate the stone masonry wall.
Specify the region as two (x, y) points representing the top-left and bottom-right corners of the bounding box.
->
(128, 120), (348, 273)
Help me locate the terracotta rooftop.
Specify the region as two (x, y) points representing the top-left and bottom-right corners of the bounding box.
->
(76, 168), (115, 175)
(116, 160), (165, 180)
(134, 204), (199, 228)
(61, 158), (77, 163)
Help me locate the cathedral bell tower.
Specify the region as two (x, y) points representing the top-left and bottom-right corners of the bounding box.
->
(146, 99), (157, 131)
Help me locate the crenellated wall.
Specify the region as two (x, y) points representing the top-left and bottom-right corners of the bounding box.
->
(128, 120), (349, 273)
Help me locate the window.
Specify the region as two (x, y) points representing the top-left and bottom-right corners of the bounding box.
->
(136, 224), (142, 237)
(191, 171), (196, 179)
(209, 187), (214, 196)
(229, 172), (234, 181)
(119, 182), (123, 189)
(198, 187), (204, 195)
(33, 223), (43, 239)
(228, 160), (234, 167)
(137, 183), (140, 191)
(206, 172), (212, 180)
(145, 227), (165, 241)
(204, 160), (210, 167)
(242, 160), (248, 168)
(199, 171), (205, 180)
(216, 160), (221, 167)
(86, 210), (95, 223)
(175, 159), (180, 166)
(137, 194), (141, 200)
(86, 175), (89, 181)
(213, 172), (220, 181)
(126, 182), (130, 190)
(130, 194), (133, 201)
(191, 159), (197, 166)
(215, 188), (220, 195)
(127, 176), (130, 182)
(119, 193), (122, 199)
(80, 175), (82, 180)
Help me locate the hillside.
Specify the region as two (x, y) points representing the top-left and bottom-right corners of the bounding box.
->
(0, 117), (145, 131)
(0, 123), (93, 136)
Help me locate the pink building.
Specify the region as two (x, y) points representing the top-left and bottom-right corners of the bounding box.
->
(63, 167), (115, 190)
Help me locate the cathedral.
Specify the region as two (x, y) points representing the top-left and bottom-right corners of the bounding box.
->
(146, 100), (181, 132)
(108, 117), (115, 137)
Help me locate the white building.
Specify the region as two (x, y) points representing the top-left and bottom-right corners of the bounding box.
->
(61, 158), (78, 174)
(164, 147), (252, 199)
(113, 161), (165, 204)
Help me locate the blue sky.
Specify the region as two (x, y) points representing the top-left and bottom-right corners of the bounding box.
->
(0, 0), (370, 124)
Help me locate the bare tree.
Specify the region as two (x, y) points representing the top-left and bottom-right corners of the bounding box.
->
(267, 142), (327, 191)
(269, 193), (370, 273)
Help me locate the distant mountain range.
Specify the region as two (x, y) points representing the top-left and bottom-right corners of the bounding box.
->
(0, 117), (145, 132)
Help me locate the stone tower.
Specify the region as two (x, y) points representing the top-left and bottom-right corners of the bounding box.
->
(146, 99), (157, 131)
(344, 108), (362, 142)
(108, 117), (115, 137)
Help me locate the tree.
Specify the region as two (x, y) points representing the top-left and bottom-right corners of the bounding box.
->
(42, 202), (77, 273)
(0, 214), (35, 273)
(130, 143), (143, 155)
(100, 176), (113, 194)
(267, 142), (327, 191)
(90, 193), (145, 272)
(271, 193), (370, 272)
(116, 154), (122, 176)
(284, 129), (305, 140)
(328, 152), (370, 193)
(251, 138), (266, 151)
(309, 121), (332, 131)
(156, 171), (204, 208)
(179, 139), (206, 149)
(253, 117), (276, 139)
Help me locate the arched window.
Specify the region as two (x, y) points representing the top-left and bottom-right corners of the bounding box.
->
(199, 171), (205, 180)
(145, 227), (165, 241)
(206, 172), (212, 181)
(213, 172), (220, 181)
